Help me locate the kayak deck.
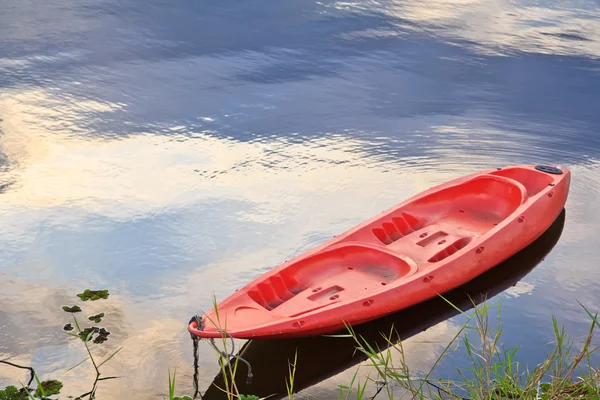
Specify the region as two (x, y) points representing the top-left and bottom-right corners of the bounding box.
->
(189, 164), (570, 339)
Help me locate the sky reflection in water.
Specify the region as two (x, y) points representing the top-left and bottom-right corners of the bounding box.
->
(1, 0), (599, 397)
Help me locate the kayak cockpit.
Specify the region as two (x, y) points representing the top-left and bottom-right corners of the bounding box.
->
(247, 244), (417, 314)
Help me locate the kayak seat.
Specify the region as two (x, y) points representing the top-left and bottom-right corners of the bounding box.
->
(404, 174), (527, 228)
(369, 175), (527, 249)
(247, 244), (416, 313)
(365, 174), (529, 264)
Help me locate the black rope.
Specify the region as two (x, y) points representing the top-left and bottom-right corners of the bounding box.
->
(204, 329), (253, 386)
(189, 316), (204, 399)
(192, 335), (203, 399)
(188, 314), (254, 397)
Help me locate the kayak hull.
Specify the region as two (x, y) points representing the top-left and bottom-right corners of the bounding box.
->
(189, 164), (570, 339)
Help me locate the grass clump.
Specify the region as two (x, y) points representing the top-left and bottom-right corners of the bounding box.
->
(4, 288), (597, 400)
(342, 297), (599, 400)
(196, 292), (598, 400)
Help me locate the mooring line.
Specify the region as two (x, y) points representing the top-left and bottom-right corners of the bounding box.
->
(189, 315), (254, 398)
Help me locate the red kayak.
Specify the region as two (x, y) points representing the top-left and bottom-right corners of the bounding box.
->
(189, 164), (570, 339)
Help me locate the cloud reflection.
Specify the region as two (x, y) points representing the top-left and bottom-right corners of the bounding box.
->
(0, 89), (467, 222)
(335, 0), (600, 57)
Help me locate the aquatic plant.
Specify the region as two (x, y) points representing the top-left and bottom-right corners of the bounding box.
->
(0, 288), (120, 400)
(76, 289), (109, 301)
(0, 354), (63, 399)
(87, 313), (105, 324)
(60, 289), (121, 399)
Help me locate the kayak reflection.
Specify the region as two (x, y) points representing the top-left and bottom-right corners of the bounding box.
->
(202, 209), (566, 400)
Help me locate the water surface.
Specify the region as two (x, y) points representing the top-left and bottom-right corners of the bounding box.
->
(1, 0), (599, 398)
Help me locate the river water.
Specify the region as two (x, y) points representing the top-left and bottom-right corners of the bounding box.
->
(1, 0), (599, 398)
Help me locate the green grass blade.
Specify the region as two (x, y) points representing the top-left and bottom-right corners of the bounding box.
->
(64, 356), (90, 373)
(33, 372), (45, 397)
(578, 301), (600, 329)
(98, 346), (123, 368)
(18, 380), (35, 400)
(169, 368), (176, 400)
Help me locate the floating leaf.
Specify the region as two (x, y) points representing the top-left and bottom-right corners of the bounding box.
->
(93, 327), (111, 344)
(77, 327), (111, 344)
(61, 305), (81, 313)
(77, 327), (97, 342)
(88, 313), (105, 323)
(94, 336), (109, 344)
(35, 380), (62, 397)
(63, 323), (74, 331)
(76, 289), (109, 301)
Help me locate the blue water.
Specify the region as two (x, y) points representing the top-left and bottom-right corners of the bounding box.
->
(1, 0), (599, 398)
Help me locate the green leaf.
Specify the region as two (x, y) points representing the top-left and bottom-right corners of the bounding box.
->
(62, 323), (74, 331)
(76, 327), (111, 344)
(87, 313), (105, 323)
(34, 380), (62, 397)
(93, 328), (111, 344)
(239, 396), (260, 400)
(77, 327), (97, 341)
(76, 289), (109, 301)
(540, 382), (551, 393)
(61, 305), (81, 313)
(0, 386), (29, 400)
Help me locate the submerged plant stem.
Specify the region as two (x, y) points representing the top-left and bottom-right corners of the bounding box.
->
(0, 360), (36, 387)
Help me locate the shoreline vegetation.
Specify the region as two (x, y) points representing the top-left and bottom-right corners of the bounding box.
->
(0, 289), (598, 400)
(194, 295), (600, 400)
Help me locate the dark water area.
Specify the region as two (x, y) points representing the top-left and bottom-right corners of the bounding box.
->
(1, 0), (599, 398)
